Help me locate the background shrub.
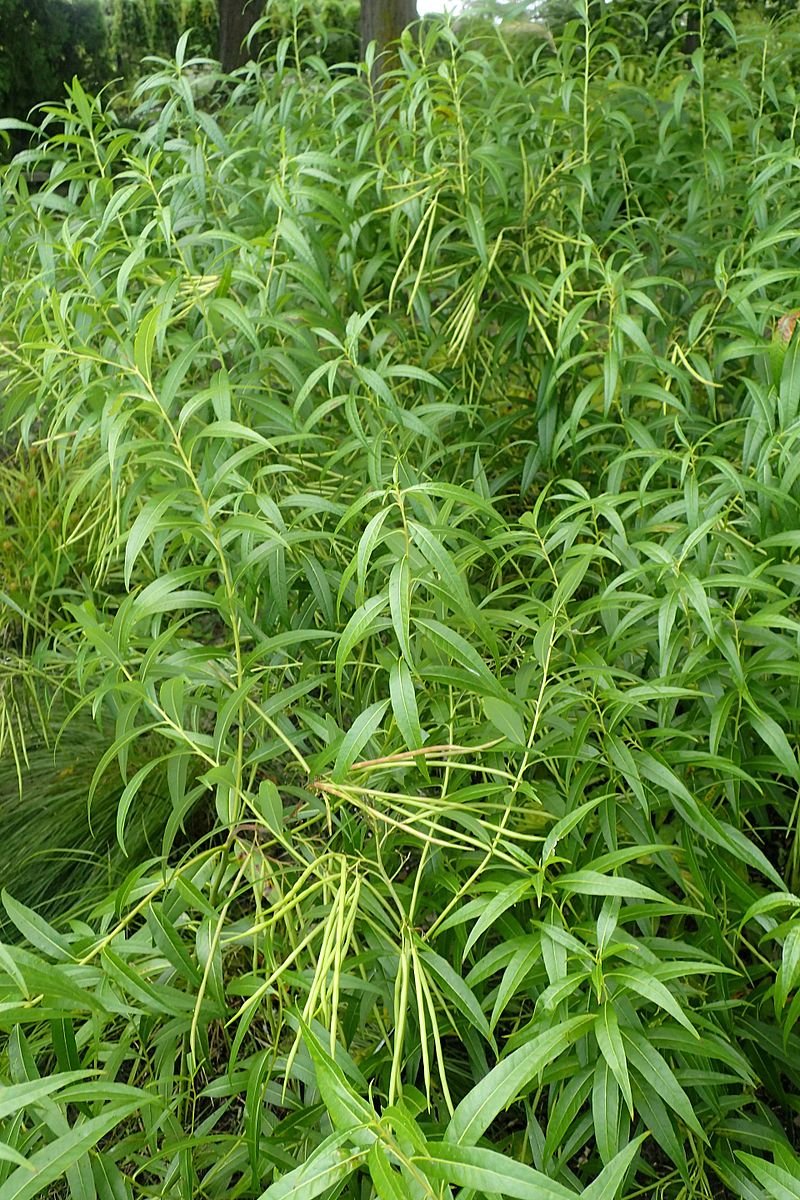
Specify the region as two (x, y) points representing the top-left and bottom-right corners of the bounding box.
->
(0, 0), (108, 123)
(0, 0), (361, 139)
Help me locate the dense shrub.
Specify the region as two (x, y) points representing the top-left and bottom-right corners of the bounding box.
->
(3, 5), (800, 1198)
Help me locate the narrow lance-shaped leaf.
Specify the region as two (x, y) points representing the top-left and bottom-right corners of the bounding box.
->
(389, 658), (423, 751)
(256, 1131), (366, 1200)
(335, 595), (388, 689)
(0, 1102), (146, 1200)
(445, 1015), (594, 1146)
(416, 1142), (576, 1199)
(595, 1004), (633, 1118)
(333, 699), (390, 781)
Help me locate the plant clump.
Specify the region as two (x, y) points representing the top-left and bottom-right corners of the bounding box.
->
(2, 4), (800, 1197)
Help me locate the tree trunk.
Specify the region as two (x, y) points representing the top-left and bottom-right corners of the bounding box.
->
(219, 0), (260, 72)
(682, 5), (701, 58)
(360, 0), (417, 67)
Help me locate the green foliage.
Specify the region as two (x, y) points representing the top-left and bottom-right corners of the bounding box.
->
(0, 0), (107, 124)
(0, 705), (176, 923)
(0, 0), (360, 138)
(102, 0), (218, 69)
(0, 0), (218, 133)
(251, 0), (360, 63)
(3, 6), (800, 1198)
(534, 0), (799, 55)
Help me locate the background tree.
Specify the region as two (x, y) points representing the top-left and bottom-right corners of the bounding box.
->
(217, 0), (420, 74)
(218, 0), (364, 73)
(0, 0), (106, 122)
(360, 0), (418, 64)
(218, 0), (260, 69)
(0, 0), (216, 151)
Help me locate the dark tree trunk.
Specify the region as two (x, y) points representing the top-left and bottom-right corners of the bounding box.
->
(682, 5), (701, 58)
(219, 0), (259, 73)
(360, 0), (417, 67)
